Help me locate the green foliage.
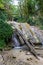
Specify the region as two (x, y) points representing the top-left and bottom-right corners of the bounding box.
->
(0, 39), (6, 49)
(27, 16), (36, 25)
(0, 0), (14, 49)
(37, 0), (43, 15)
(0, 20), (13, 49)
(0, 0), (15, 21)
(0, 20), (13, 40)
(0, 10), (8, 21)
(40, 26), (43, 30)
(18, 0), (43, 29)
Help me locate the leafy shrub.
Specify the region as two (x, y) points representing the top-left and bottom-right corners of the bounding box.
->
(0, 39), (6, 49)
(0, 20), (13, 48)
(0, 10), (8, 21)
(40, 26), (43, 30)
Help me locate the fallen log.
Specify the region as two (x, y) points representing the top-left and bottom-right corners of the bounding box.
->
(15, 28), (39, 59)
(17, 34), (25, 45)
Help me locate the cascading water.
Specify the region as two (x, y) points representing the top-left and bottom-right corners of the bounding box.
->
(12, 33), (20, 47)
(12, 33), (22, 49)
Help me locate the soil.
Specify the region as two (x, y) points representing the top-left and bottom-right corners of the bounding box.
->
(0, 47), (43, 65)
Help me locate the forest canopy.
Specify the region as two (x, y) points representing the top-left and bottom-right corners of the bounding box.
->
(17, 0), (43, 29)
(0, 0), (43, 28)
(0, 0), (43, 23)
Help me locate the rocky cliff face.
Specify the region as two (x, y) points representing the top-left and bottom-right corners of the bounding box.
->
(8, 21), (41, 45)
(31, 26), (43, 45)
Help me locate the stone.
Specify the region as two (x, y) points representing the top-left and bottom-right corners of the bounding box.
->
(0, 55), (4, 65)
(0, 55), (3, 62)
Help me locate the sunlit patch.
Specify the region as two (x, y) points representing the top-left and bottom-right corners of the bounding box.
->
(13, 0), (18, 5)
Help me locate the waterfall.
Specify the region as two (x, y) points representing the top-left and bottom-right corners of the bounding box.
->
(12, 33), (22, 48)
